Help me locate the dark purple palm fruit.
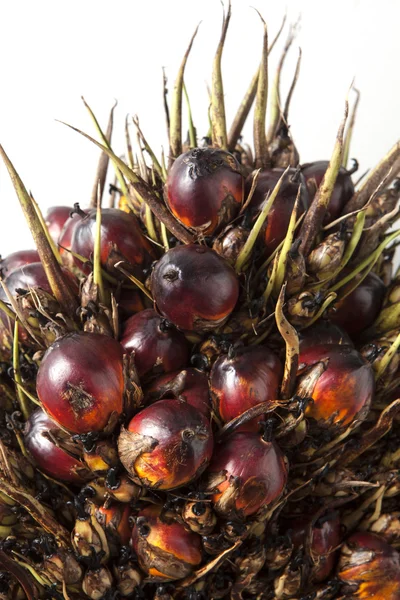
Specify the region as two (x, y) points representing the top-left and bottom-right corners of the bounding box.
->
(210, 345), (283, 431)
(298, 320), (353, 350)
(120, 309), (190, 379)
(330, 272), (386, 338)
(301, 159), (358, 223)
(144, 368), (211, 417)
(45, 206), (72, 242)
(0, 249), (40, 277)
(70, 206), (155, 278)
(150, 244), (239, 332)
(58, 207), (89, 268)
(165, 147), (244, 235)
(244, 168), (309, 255)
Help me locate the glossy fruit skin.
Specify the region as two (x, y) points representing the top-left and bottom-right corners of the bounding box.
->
(120, 309), (189, 378)
(45, 206), (72, 242)
(285, 512), (341, 582)
(36, 332), (124, 434)
(118, 399), (213, 490)
(330, 273), (386, 338)
(338, 532), (400, 599)
(96, 503), (131, 546)
(301, 160), (354, 221)
(144, 368), (211, 417)
(298, 320), (353, 350)
(151, 244), (239, 332)
(132, 505), (202, 581)
(24, 409), (92, 484)
(210, 346), (282, 431)
(0, 249), (40, 277)
(299, 344), (374, 428)
(204, 432), (287, 519)
(58, 209), (89, 266)
(166, 148), (244, 235)
(71, 208), (155, 277)
(245, 168), (309, 255)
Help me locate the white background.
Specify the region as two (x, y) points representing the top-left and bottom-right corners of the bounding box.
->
(0, 0), (399, 256)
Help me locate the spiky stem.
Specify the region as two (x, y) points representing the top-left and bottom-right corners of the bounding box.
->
(125, 114), (135, 170)
(0, 145), (78, 318)
(344, 140), (400, 213)
(375, 332), (400, 381)
(298, 101), (348, 256)
(342, 88), (360, 168)
(273, 189), (301, 296)
(227, 69), (259, 153)
(89, 100), (117, 207)
(211, 1), (231, 149)
(162, 67), (170, 138)
(82, 96), (129, 198)
(169, 24), (200, 162)
(30, 193), (63, 265)
(283, 47), (302, 123)
(183, 82), (197, 149)
(253, 11), (269, 169)
(266, 28), (295, 144)
(235, 166), (289, 273)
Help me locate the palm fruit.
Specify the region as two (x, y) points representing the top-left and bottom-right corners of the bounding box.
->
(0, 3), (399, 599)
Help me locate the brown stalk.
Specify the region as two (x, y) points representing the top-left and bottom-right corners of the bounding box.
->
(276, 284), (299, 399)
(0, 145), (78, 317)
(0, 551), (39, 599)
(298, 101), (348, 256)
(89, 100), (117, 207)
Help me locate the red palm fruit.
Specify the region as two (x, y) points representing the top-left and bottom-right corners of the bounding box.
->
(120, 309), (189, 378)
(299, 344), (374, 428)
(151, 244), (239, 332)
(45, 206), (72, 242)
(330, 272), (386, 338)
(210, 346), (282, 431)
(338, 532), (400, 599)
(165, 147), (244, 235)
(71, 207), (155, 277)
(58, 208), (89, 267)
(96, 503), (131, 547)
(36, 332), (124, 434)
(118, 399), (213, 490)
(244, 168), (309, 255)
(301, 160), (357, 221)
(24, 409), (92, 484)
(298, 320), (353, 350)
(132, 505), (202, 581)
(204, 431), (287, 519)
(144, 368), (211, 417)
(117, 287), (148, 319)
(0, 249), (40, 277)
(285, 512), (341, 582)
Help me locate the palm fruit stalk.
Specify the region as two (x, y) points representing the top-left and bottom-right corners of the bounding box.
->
(0, 2), (399, 599)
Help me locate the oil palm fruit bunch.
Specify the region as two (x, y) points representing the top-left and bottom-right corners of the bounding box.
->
(0, 3), (400, 599)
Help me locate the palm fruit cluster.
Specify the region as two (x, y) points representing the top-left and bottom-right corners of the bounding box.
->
(0, 3), (400, 599)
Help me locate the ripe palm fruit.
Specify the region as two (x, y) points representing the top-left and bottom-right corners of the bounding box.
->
(70, 206), (155, 277)
(120, 309), (189, 378)
(24, 408), (92, 483)
(132, 505), (203, 581)
(151, 244), (239, 331)
(44, 206), (72, 242)
(165, 147), (244, 235)
(244, 168), (309, 255)
(210, 345), (282, 431)
(299, 344), (374, 429)
(203, 431), (288, 520)
(330, 272), (386, 338)
(0, 249), (40, 277)
(36, 332), (124, 434)
(144, 368), (211, 417)
(118, 399), (213, 489)
(301, 159), (357, 222)
(338, 532), (400, 599)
